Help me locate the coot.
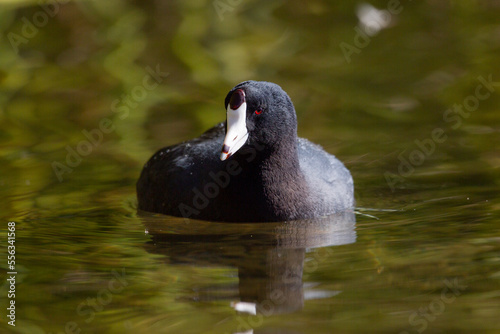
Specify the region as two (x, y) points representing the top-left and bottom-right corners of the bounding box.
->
(137, 81), (354, 222)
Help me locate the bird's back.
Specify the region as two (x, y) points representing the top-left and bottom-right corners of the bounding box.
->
(297, 138), (354, 215)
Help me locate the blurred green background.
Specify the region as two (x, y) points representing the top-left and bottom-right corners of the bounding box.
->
(0, 0), (499, 333)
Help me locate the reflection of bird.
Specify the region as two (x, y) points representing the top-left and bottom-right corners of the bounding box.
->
(140, 210), (356, 317)
(137, 81), (354, 222)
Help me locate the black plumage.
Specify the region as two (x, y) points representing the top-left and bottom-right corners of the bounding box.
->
(137, 81), (354, 222)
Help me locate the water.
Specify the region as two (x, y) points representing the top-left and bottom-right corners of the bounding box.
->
(1, 1), (500, 333)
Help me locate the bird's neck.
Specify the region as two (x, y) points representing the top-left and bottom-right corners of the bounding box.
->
(235, 138), (311, 221)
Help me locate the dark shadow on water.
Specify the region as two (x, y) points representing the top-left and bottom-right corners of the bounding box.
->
(139, 211), (356, 322)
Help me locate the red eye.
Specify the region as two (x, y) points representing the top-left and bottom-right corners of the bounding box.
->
(255, 109), (263, 115)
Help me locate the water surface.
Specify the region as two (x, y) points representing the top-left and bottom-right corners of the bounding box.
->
(1, 1), (499, 333)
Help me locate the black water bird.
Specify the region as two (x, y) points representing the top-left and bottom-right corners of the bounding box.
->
(137, 81), (354, 222)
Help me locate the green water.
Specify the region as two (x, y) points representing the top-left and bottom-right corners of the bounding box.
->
(1, 1), (500, 333)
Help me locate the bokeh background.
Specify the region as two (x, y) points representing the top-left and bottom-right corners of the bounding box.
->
(1, 0), (500, 333)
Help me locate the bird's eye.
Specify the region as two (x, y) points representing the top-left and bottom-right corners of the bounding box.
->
(255, 108), (263, 115)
